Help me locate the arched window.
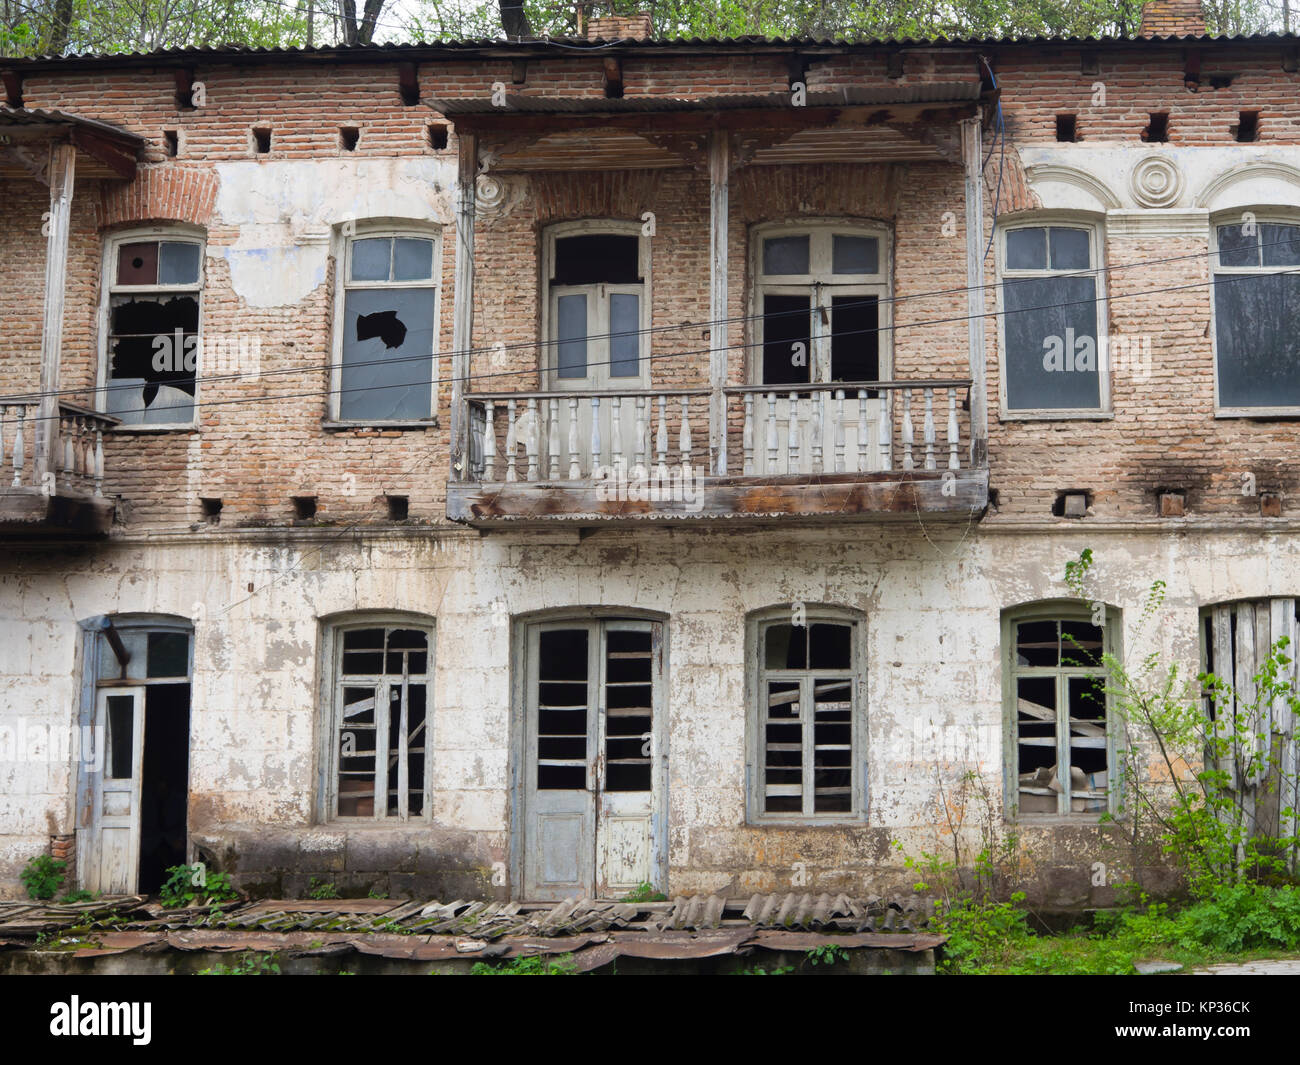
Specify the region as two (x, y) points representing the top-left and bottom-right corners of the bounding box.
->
(1002, 602), (1117, 818)
(751, 221), (890, 387)
(747, 605), (866, 822)
(319, 613), (434, 821)
(99, 226), (206, 427)
(996, 218), (1108, 416)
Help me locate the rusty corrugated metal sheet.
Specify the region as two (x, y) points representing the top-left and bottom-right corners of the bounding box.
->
(0, 105), (145, 144)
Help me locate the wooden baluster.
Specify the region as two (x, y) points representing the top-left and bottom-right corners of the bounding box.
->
(878, 390), (891, 471)
(834, 390), (846, 473)
(787, 392), (799, 474)
(482, 401), (496, 481)
(611, 396), (624, 475)
(62, 416), (74, 474)
(590, 396), (602, 472)
(742, 393), (755, 476)
(0, 409), (6, 479)
(901, 389), (914, 471)
(548, 399), (560, 479)
(678, 396), (691, 467)
(567, 396), (580, 479)
(77, 418), (89, 478)
(12, 407), (25, 487)
(811, 392), (823, 472)
(656, 395), (668, 476)
(947, 389), (960, 471)
(857, 390), (869, 472)
(505, 399), (517, 482)
(526, 398), (539, 481)
(923, 388), (936, 471)
(634, 396), (647, 474)
(766, 392), (778, 472)
(93, 426), (105, 497)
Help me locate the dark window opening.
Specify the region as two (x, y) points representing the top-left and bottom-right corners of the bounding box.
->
(1143, 113), (1169, 143)
(293, 495), (318, 520)
(106, 695), (134, 779)
(830, 295), (880, 383)
(386, 495), (409, 520)
(200, 497), (222, 524)
(1234, 110), (1260, 142)
(146, 631), (190, 679)
(1052, 490), (1091, 518)
(604, 628), (652, 792)
(252, 127), (272, 154)
(1055, 114), (1078, 142)
(137, 682), (191, 893)
(163, 130), (179, 157)
(553, 234), (641, 285)
(537, 628), (589, 791)
(340, 126), (360, 152)
(427, 123), (448, 150)
(761, 294), (812, 386)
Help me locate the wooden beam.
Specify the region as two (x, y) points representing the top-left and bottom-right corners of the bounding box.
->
(69, 127), (137, 180)
(603, 57), (623, 98)
(962, 117), (988, 468)
(708, 131), (729, 476)
(398, 61), (420, 105)
(449, 130), (477, 482)
(1, 70), (22, 107)
(36, 141), (75, 486)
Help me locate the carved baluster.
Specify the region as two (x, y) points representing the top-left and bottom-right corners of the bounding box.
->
(567, 397), (580, 479)
(811, 392), (823, 472)
(634, 396), (647, 474)
(505, 399), (517, 482)
(742, 393), (755, 476)
(526, 397), (539, 481)
(923, 388), (936, 471)
(902, 389), (914, 471)
(834, 390), (846, 473)
(547, 398), (560, 479)
(12, 407), (25, 487)
(93, 426), (105, 497)
(947, 389), (960, 471)
(678, 396), (691, 466)
(77, 418), (90, 479)
(878, 390), (891, 472)
(590, 396), (602, 472)
(611, 396), (624, 475)
(0, 409), (6, 478)
(482, 401), (496, 481)
(787, 392), (799, 474)
(857, 390), (869, 472)
(765, 392), (778, 472)
(62, 416), (74, 474)
(656, 395), (668, 476)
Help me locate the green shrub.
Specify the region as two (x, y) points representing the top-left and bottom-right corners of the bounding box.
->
(159, 863), (238, 908)
(197, 952), (280, 975)
(470, 953), (577, 975)
(20, 855), (66, 901)
(307, 877), (341, 900)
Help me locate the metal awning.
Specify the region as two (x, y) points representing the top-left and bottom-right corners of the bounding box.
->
(0, 106), (142, 180)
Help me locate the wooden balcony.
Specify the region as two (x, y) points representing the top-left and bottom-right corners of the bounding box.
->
(0, 402), (118, 536)
(448, 381), (989, 526)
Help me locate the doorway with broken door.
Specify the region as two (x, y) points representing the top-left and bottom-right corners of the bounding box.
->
(520, 615), (667, 900)
(79, 617), (192, 895)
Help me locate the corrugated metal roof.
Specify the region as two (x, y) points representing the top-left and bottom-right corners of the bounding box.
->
(0, 105), (144, 144)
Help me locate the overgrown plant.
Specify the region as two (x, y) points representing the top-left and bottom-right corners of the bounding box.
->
(20, 855), (67, 901)
(159, 864), (239, 909)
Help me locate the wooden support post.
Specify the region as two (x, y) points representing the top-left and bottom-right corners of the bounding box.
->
(450, 130), (477, 483)
(37, 140), (75, 486)
(962, 116), (988, 469)
(708, 131), (729, 477)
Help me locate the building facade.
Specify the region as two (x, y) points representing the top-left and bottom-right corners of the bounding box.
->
(1, 1), (1298, 906)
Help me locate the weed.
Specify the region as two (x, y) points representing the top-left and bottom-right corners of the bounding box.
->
(620, 881), (668, 903)
(160, 864), (238, 909)
(20, 855), (66, 901)
(197, 952), (281, 975)
(308, 877), (341, 900)
(470, 953), (577, 975)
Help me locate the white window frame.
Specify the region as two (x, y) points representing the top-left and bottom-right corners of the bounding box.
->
(1209, 210), (1300, 418)
(329, 220), (442, 426)
(317, 613), (435, 824)
(540, 219), (652, 391)
(746, 605), (868, 825)
(995, 216), (1112, 421)
(1002, 601), (1121, 822)
(748, 220), (892, 387)
(96, 225), (206, 431)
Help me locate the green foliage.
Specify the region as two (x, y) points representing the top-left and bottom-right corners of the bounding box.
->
(197, 951), (281, 975)
(367, 885), (389, 899)
(470, 952), (578, 975)
(620, 881), (668, 903)
(55, 889), (97, 904)
(20, 855), (67, 901)
(804, 944), (848, 966)
(736, 962), (795, 974)
(159, 864), (238, 909)
(307, 877), (341, 900)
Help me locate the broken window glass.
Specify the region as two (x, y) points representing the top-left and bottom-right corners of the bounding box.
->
(106, 238), (203, 425)
(1213, 222), (1300, 409)
(1011, 613), (1110, 815)
(536, 628), (589, 790)
(333, 625), (430, 819)
(547, 229), (645, 387)
(605, 628), (652, 792)
(342, 234), (437, 420)
(759, 617), (858, 818)
(1001, 225), (1101, 411)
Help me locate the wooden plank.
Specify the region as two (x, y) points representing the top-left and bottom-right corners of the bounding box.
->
(961, 116), (987, 467)
(36, 141), (74, 485)
(708, 130), (729, 477)
(449, 130), (476, 485)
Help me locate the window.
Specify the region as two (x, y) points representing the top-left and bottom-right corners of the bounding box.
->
(1004, 605), (1116, 817)
(323, 620), (432, 821)
(101, 230), (204, 426)
(998, 222), (1107, 416)
(1211, 219), (1300, 413)
(753, 223), (889, 386)
(543, 221), (649, 389)
(749, 608), (865, 822)
(334, 225), (440, 422)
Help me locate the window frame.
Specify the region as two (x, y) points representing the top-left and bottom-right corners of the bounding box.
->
(96, 225), (207, 431)
(745, 604), (868, 825)
(328, 220), (442, 426)
(1208, 210), (1300, 418)
(317, 612), (435, 824)
(995, 216), (1112, 421)
(748, 220), (893, 387)
(1001, 601), (1122, 822)
(540, 219), (652, 391)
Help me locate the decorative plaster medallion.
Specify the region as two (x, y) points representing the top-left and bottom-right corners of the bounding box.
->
(1130, 155), (1183, 208)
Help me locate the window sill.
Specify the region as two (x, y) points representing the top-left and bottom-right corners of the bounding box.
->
(1214, 407), (1300, 420)
(999, 410), (1114, 422)
(747, 816), (866, 828)
(322, 419), (439, 432)
(108, 423), (199, 434)
(1009, 812), (1119, 825)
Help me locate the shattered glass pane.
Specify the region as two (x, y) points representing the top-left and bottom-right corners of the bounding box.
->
(832, 235), (878, 275)
(158, 242), (201, 285)
(809, 623), (851, 669)
(117, 242), (158, 285)
(341, 287), (435, 420)
(108, 294), (199, 424)
(393, 238), (434, 281)
(1005, 227), (1047, 271)
(609, 293), (639, 378)
(351, 237), (391, 281)
(557, 293), (587, 379)
(763, 235), (809, 275)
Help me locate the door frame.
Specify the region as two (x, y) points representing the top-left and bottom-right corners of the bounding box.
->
(509, 606), (669, 900)
(75, 613), (194, 894)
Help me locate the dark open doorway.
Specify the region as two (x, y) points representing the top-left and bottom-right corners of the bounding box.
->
(137, 682), (191, 894)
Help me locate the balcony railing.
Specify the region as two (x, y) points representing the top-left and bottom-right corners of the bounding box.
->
(451, 380), (987, 524)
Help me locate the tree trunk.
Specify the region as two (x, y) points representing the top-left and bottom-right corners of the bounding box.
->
(499, 0), (531, 39)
